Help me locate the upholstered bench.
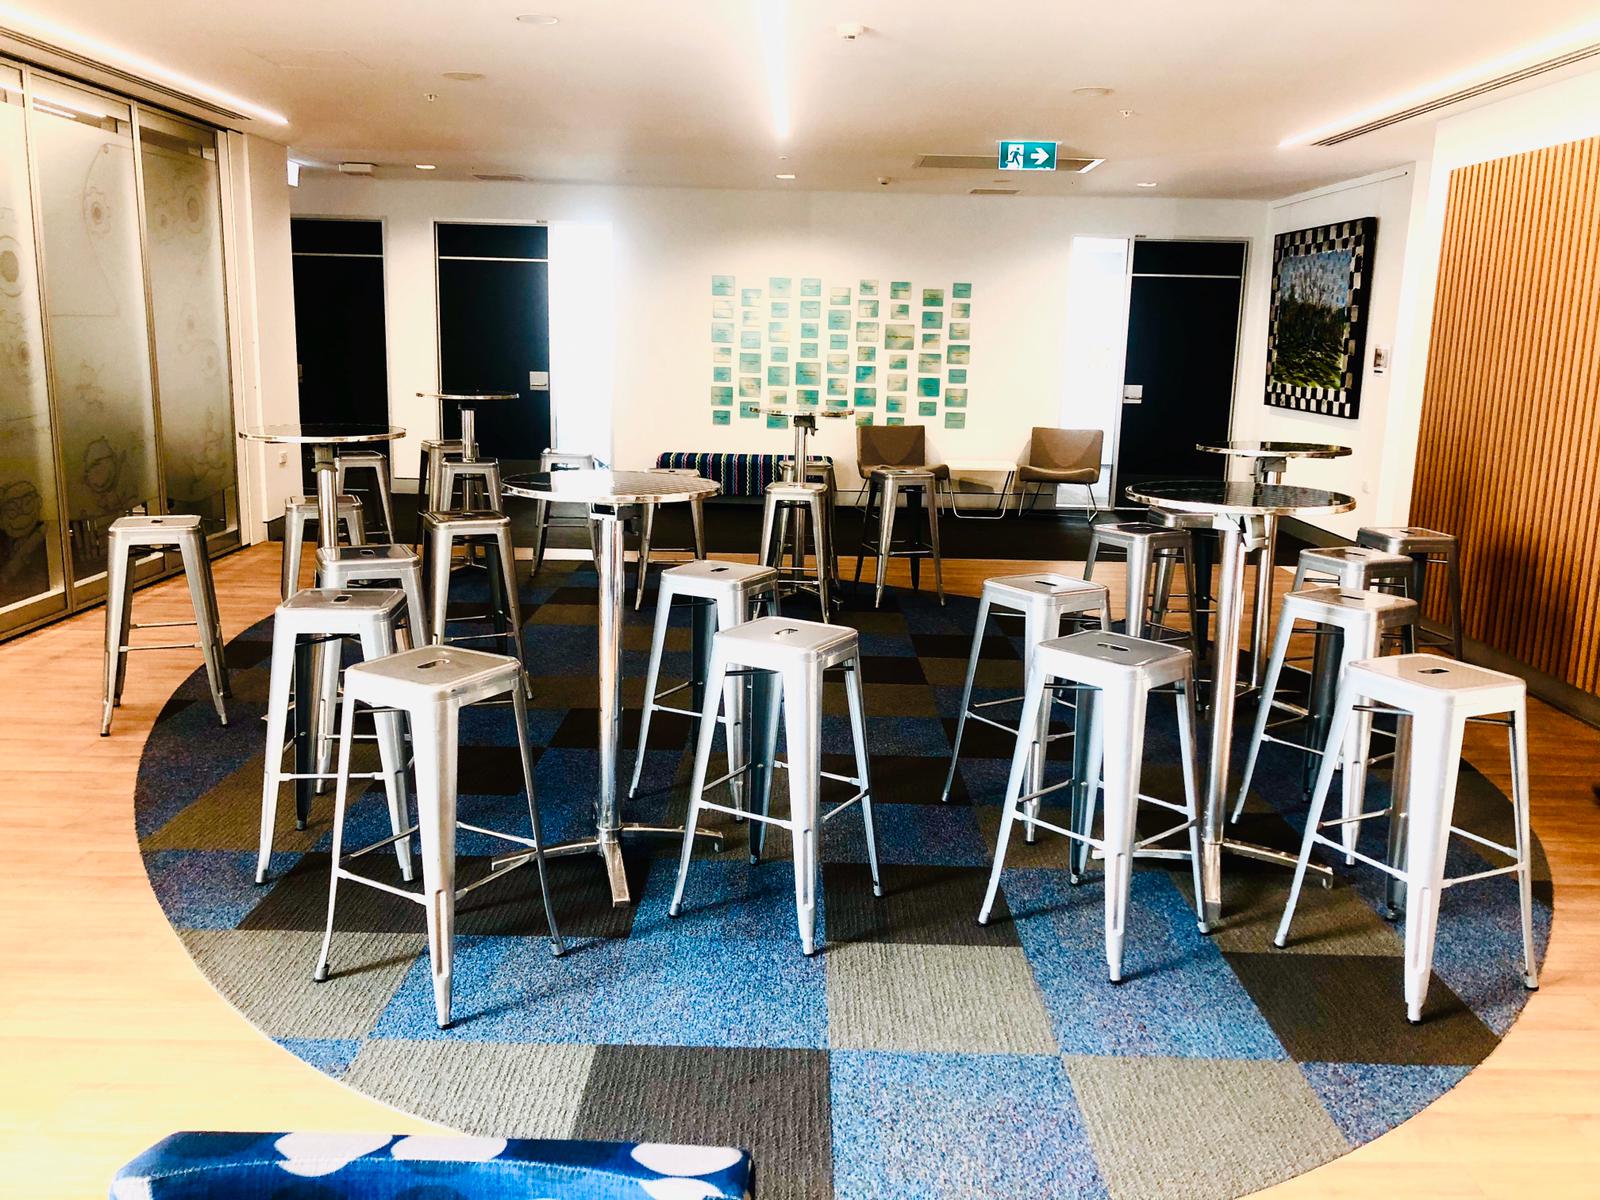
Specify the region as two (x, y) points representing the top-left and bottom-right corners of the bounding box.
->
(113, 1131), (754, 1199)
(654, 451), (832, 498)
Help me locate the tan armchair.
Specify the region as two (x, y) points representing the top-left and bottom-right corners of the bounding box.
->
(1017, 427), (1103, 516)
(855, 424), (950, 482)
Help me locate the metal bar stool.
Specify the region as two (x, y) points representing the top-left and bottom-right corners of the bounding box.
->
(670, 616), (882, 956)
(415, 438), (464, 545)
(100, 514), (229, 736)
(334, 449), (397, 542)
(978, 630), (1206, 979)
(531, 450), (601, 578)
(634, 468), (709, 611)
(942, 574), (1110, 851)
(420, 510), (525, 664)
(1292, 545), (1413, 592)
(629, 560), (782, 801)
(315, 544), (429, 648)
(437, 458), (504, 514)
(780, 455), (840, 589)
(282, 495), (365, 600)
(760, 480), (836, 620)
(854, 466), (944, 608)
(1083, 522), (1200, 654)
(1276, 654), (1537, 1023)
(255, 588), (412, 884)
(314, 645), (564, 1029)
(1357, 526), (1464, 658)
(1233, 586), (1418, 862)
(1147, 508), (1217, 658)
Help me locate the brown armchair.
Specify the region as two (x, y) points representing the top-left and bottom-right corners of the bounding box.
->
(1017, 427), (1103, 516)
(855, 424), (950, 482)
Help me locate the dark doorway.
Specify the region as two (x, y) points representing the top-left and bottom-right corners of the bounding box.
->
(291, 218), (390, 487)
(435, 223), (551, 463)
(1114, 239), (1246, 499)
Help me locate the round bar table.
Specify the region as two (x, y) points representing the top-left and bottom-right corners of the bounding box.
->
(239, 423), (405, 829)
(238, 423), (406, 551)
(1124, 479), (1355, 927)
(503, 469), (723, 906)
(416, 392), (519, 462)
(1195, 441), (1352, 687)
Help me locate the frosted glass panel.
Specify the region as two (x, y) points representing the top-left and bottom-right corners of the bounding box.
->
(32, 78), (158, 582)
(139, 110), (236, 534)
(0, 66), (65, 619)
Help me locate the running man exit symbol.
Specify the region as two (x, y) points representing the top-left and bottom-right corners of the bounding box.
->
(997, 140), (1057, 171)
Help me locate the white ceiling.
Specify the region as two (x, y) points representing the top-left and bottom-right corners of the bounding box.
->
(12, 0), (1600, 198)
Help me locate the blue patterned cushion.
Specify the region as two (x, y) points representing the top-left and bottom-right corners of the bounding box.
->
(112, 1132), (753, 1199)
(654, 452), (831, 498)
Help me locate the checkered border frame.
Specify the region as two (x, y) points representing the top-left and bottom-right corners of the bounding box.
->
(1264, 217), (1378, 420)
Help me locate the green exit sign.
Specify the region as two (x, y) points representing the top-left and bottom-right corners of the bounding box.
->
(998, 140), (1057, 171)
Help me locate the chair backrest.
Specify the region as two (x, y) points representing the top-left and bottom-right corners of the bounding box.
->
(1027, 427), (1103, 475)
(856, 424), (928, 473)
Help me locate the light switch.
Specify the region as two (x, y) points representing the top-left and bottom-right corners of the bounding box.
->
(529, 370), (550, 389)
(1122, 384), (1143, 403)
(1372, 346), (1389, 374)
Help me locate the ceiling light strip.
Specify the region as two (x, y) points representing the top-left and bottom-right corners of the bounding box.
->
(1311, 42), (1600, 145)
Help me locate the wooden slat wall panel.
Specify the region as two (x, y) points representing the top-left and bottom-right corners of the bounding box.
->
(1412, 133), (1600, 695)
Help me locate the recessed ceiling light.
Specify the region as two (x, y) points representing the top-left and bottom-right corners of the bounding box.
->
(1072, 86), (1113, 97)
(775, 172), (796, 180)
(1136, 181), (1158, 188)
(515, 13), (559, 24)
(415, 163), (437, 170)
(442, 71), (484, 82)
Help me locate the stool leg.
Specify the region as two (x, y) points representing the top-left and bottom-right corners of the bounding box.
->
(1022, 605), (1053, 845)
(634, 502), (655, 611)
(201, 556), (232, 699)
(531, 501), (549, 578)
(809, 492), (831, 620)
(782, 663), (822, 954)
(941, 594), (992, 803)
(414, 699), (460, 1029)
(256, 626), (297, 882)
(854, 477), (879, 587)
(843, 654), (882, 896)
(283, 508), (304, 600)
(292, 635), (316, 828)
(628, 585), (676, 798)
(1338, 628), (1382, 865)
(179, 532), (228, 727)
(691, 497), (707, 559)
(494, 526), (525, 666)
(1099, 685), (1145, 982)
(400, 566), (428, 652)
(1398, 709), (1465, 1023)
(426, 524), (452, 645)
(1446, 553), (1464, 660)
(1384, 714), (1412, 918)
(758, 495), (778, 568)
(1232, 610), (1296, 821)
(1275, 682), (1358, 948)
(1183, 540), (1205, 673)
(313, 632), (342, 793)
(1175, 674), (1207, 931)
(712, 592), (748, 817)
(978, 665), (1048, 925)
(373, 462), (397, 543)
(671, 647), (729, 916)
(512, 682), (565, 957)
(113, 548), (136, 705)
(927, 483), (944, 604)
(748, 667), (782, 862)
(345, 504), (366, 548)
(357, 622), (414, 883)
(101, 545), (129, 736)
(414, 448), (431, 546)
(1123, 537), (1151, 638)
(1151, 549), (1175, 630)
(906, 486), (923, 592)
(1082, 528), (1102, 582)
(874, 476), (899, 608)
(1068, 686), (1096, 884)
(313, 688), (361, 985)
(1191, 533), (1215, 654)
(1509, 697), (1538, 991)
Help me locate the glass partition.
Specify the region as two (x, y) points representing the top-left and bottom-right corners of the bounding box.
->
(0, 65), (65, 624)
(138, 109), (237, 538)
(30, 76), (160, 586)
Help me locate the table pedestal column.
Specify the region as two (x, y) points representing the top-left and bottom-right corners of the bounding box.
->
(1247, 457), (1287, 689)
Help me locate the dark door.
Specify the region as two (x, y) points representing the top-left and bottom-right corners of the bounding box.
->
(291, 219), (390, 486)
(435, 223), (551, 463)
(1115, 240), (1246, 498)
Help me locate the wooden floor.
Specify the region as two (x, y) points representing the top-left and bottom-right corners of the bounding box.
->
(2, 541), (1597, 1198)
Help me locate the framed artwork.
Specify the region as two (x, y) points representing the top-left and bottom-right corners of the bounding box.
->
(1264, 218), (1378, 419)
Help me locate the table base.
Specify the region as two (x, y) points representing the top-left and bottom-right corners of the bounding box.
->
(496, 826), (725, 907)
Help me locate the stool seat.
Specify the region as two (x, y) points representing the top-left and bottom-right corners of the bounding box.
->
(344, 644), (521, 702)
(657, 559), (776, 592)
(767, 480), (828, 499)
(108, 512), (202, 538)
(983, 572), (1107, 607)
(1294, 545), (1412, 589)
(715, 614), (857, 666)
(1042, 628), (1193, 687)
(1357, 525), (1456, 555)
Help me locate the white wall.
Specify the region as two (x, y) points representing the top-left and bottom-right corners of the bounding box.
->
(224, 133), (300, 542)
(289, 176), (1269, 495)
(1227, 166), (1424, 537)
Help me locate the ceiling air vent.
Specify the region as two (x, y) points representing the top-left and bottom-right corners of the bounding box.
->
(970, 187), (1019, 196)
(472, 172), (532, 182)
(917, 152), (1102, 173)
(1312, 41), (1600, 145)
